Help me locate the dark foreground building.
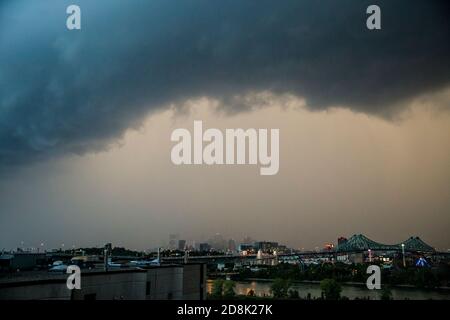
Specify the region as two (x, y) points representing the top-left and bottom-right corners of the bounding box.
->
(0, 263), (206, 300)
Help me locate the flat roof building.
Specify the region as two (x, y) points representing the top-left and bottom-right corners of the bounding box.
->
(0, 263), (206, 300)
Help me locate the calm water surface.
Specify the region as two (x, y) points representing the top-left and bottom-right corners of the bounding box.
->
(207, 280), (450, 300)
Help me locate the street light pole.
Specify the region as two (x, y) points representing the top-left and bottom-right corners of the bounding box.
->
(401, 243), (406, 267)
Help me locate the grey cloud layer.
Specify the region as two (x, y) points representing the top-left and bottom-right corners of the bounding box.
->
(0, 0), (449, 167)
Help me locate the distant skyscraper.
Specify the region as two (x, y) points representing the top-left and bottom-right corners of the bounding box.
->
(210, 233), (226, 251)
(227, 239), (236, 252)
(178, 239), (186, 251)
(169, 234), (178, 250)
(242, 236), (254, 245)
(199, 243), (210, 252)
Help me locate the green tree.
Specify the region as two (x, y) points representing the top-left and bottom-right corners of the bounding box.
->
(320, 278), (342, 300)
(223, 280), (236, 299)
(270, 278), (291, 299)
(414, 268), (439, 289)
(211, 279), (224, 299)
(288, 289), (300, 299)
(380, 285), (392, 300)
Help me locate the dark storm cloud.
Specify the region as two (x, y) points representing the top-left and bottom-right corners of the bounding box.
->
(0, 0), (449, 168)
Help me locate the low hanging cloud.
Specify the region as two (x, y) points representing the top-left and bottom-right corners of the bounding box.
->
(0, 0), (449, 168)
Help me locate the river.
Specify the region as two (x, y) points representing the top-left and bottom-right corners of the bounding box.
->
(207, 280), (450, 300)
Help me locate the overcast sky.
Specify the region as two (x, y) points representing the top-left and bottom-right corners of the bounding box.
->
(0, 0), (449, 250)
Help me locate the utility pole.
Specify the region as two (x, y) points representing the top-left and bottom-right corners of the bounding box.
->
(184, 249), (189, 264)
(401, 243), (406, 268)
(104, 243), (112, 271)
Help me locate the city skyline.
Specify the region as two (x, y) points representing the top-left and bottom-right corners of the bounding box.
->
(2, 232), (447, 253)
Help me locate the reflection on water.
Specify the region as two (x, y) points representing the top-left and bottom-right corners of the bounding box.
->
(207, 280), (450, 300)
